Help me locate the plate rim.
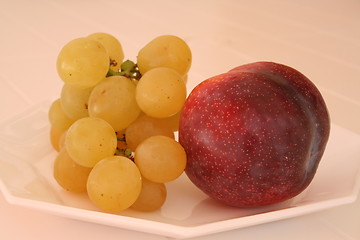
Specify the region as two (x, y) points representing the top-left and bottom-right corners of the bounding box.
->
(0, 177), (359, 239)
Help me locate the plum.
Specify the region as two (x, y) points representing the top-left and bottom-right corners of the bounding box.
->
(179, 61), (330, 207)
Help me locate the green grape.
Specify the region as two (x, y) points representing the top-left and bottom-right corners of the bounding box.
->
(135, 135), (187, 183)
(65, 117), (117, 167)
(87, 156), (142, 211)
(48, 98), (75, 131)
(131, 178), (167, 212)
(60, 83), (92, 120)
(54, 148), (92, 193)
(88, 76), (141, 131)
(158, 110), (182, 132)
(182, 74), (188, 85)
(135, 67), (186, 118)
(125, 113), (174, 151)
(87, 32), (124, 72)
(56, 37), (109, 88)
(137, 35), (192, 76)
(58, 130), (67, 150)
(50, 126), (65, 152)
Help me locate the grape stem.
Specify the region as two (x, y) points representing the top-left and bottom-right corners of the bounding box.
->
(115, 148), (134, 161)
(115, 133), (134, 161)
(107, 60), (142, 80)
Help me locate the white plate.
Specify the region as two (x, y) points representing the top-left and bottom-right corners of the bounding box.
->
(0, 101), (360, 239)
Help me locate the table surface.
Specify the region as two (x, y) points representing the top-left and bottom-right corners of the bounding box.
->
(1, 0), (360, 239)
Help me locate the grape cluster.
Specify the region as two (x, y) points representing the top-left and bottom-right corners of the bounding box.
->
(49, 33), (191, 212)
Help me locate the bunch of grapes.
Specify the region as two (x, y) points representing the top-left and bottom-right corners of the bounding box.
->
(49, 33), (192, 212)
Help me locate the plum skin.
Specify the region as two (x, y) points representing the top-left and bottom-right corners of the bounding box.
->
(179, 62), (330, 207)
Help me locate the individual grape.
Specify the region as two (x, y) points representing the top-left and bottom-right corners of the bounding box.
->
(182, 74), (188, 85)
(56, 37), (109, 88)
(58, 130), (67, 150)
(65, 117), (117, 167)
(135, 67), (186, 118)
(135, 135), (187, 183)
(88, 76), (141, 131)
(131, 178), (167, 212)
(137, 35), (192, 76)
(87, 32), (124, 72)
(54, 148), (92, 193)
(87, 156), (142, 211)
(48, 98), (75, 131)
(60, 83), (92, 120)
(50, 126), (65, 152)
(158, 110), (182, 132)
(125, 114), (174, 150)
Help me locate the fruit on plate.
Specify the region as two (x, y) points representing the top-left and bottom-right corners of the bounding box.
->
(56, 38), (110, 89)
(179, 61), (330, 207)
(49, 33), (191, 212)
(87, 156), (142, 211)
(137, 35), (192, 76)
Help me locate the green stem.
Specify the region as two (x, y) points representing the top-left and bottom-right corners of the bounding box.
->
(124, 148), (133, 157)
(107, 68), (122, 77)
(106, 60), (142, 80)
